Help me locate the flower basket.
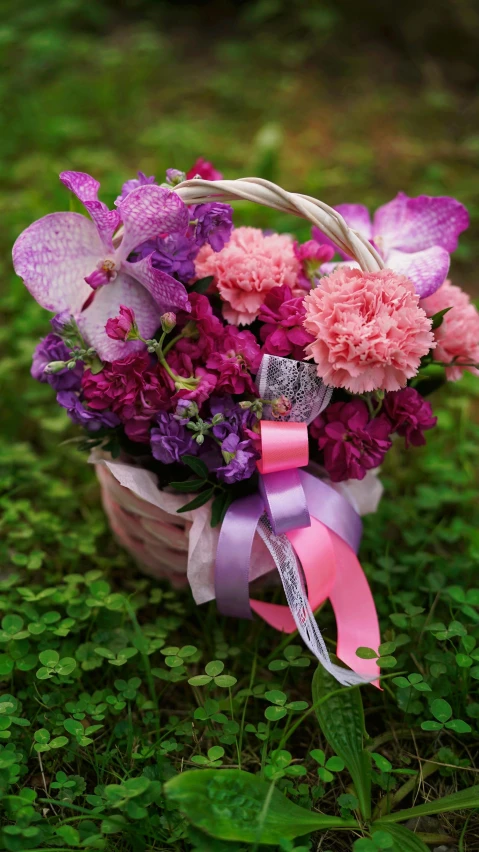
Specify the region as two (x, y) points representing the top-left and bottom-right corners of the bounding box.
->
(14, 162), (475, 684)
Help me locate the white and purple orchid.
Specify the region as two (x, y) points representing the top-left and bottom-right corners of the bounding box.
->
(313, 192), (469, 298)
(12, 171), (191, 360)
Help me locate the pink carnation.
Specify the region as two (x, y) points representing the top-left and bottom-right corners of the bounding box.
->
(303, 267), (435, 393)
(195, 227), (300, 325)
(420, 280), (479, 381)
(186, 158), (223, 181)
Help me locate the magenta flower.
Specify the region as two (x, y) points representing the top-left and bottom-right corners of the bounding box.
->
(12, 171), (192, 360)
(313, 193), (469, 298)
(310, 400), (392, 482)
(105, 305), (137, 341)
(259, 285), (314, 361)
(186, 158), (223, 181)
(383, 387), (437, 447)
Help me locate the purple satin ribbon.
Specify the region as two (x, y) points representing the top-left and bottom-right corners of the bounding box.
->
(214, 469), (363, 619)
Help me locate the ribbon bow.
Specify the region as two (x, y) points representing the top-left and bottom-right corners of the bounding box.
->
(215, 355), (380, 686)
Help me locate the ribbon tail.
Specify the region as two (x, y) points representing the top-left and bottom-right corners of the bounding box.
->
(257, 518), (375, 686)
(328, 530), (381, 686)
(215, 493), (264, 619)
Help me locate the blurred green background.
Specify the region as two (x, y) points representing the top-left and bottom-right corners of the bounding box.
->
(2, 0), (479, 439)
(0, 0), (478, 470)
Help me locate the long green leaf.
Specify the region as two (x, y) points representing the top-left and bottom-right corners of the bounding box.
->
(379, 783), (479, 823)
(312, 664), (372, 820)
(164, 769), (358, 844)
(372, 823), (429, 851)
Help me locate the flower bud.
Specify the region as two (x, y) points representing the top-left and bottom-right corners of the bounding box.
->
(50, 311), (76, 335)
(105, 305), (138, 341)
(195, 434), (205, 445)
(44, 360), (67, 374)
(211, 413), (224, 425)
(165, 168), (186, 186)
(161, 312), (177, 333)
(238, 400), (253, 409)
(271, 394), (292, 418)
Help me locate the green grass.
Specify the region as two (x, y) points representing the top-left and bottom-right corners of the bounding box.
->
(0, 6), (478, 851)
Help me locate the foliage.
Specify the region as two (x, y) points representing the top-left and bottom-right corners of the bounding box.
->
(1, 3), (479, 849)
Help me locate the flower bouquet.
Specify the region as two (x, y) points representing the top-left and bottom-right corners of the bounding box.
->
(14, 160), (478, 685)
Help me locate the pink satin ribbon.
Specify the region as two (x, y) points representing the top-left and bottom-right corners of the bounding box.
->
(215, 420), (381, 684)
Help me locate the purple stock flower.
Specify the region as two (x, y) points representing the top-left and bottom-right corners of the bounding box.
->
(50, 310), (74, 335)
(209, 395), (255, 440)
(165, 168), (186, 186)
(190, 203), (233, 252)
(383, 387), (437, 447)
(215, 433), (258, 484)
(114, 172), (156, 206)
(56, 391), (120, 431)
(13, 171), (192, 361)
(150, 412), (198, 464)
(134, 234), (198, 283)
(31, 333), (83, 391)
(310, 400), (392, 483)
(313, 193), (469, 298)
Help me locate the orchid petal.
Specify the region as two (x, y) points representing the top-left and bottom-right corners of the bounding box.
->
(117, 184), (189, 260)
(60, 171), (121, 251)
(12, 212), (102, 313)
(373, 192), (469, 255)
(312, 204), (372, 259)
(76, 272), (163, 360)
(123, 255), (190, 313)
(387, 246), (450, 298)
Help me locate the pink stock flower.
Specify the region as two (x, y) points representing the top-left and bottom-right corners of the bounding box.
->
(313, 193), (469, 298)
(12, 172), (192, 360)
(258, 285), (314, 360)
(165, 350), (218, 406)
(310, 400), (392, 482)
(105, 305), (137, 341)
(383, 387), (437, 447)
(174, 293), (225, 361)
(81, 351), (170, 443)
(206, 327), (261, 394)
(420, 280), (479, 381)
(293, 239), (334, 288)
(303, 267), (435, 393)
(186, 158), (223, 181)
(195, 227), (300, 325)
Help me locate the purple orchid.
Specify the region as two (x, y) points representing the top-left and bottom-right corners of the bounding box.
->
(313, 193), (469, 298)
(12, 171), (192, 361)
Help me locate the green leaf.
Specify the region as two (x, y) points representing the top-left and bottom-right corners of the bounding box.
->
(421, 720), (443, 731)
(190, 275), (214, 294)
(430, 698), (452, 723)
(182, 455), (209, 479)
(64, 718), (84, 737)
(177, 487), (214, 513)
(49, 736), (69, 749)
(356, 647), (378, 660)
(372, 823), (429, 851)
(265, 705), (287, 721)
(211, 491), (233, 528)
(188, 675), (212, 686)
(214, 675), (237, 688)
(371, 753), (392, 773)
(205, 660), (224, 677)
(378, 784), (479, 823)
(430, 306), (452, 330)
(170, 479), (205, 492)
(312, 664), (372, 820)
(38, 649), (59, 666)
(445, 718), (472, 733)
(164, 768), (357, 842)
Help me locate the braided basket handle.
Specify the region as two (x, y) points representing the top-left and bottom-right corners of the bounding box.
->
(175, 177), (384, 273)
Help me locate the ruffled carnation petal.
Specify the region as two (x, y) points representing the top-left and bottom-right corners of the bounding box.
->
(420, 279), (479, 380)
(303, 267), (435, 394)
(195, 227), (300, 325)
